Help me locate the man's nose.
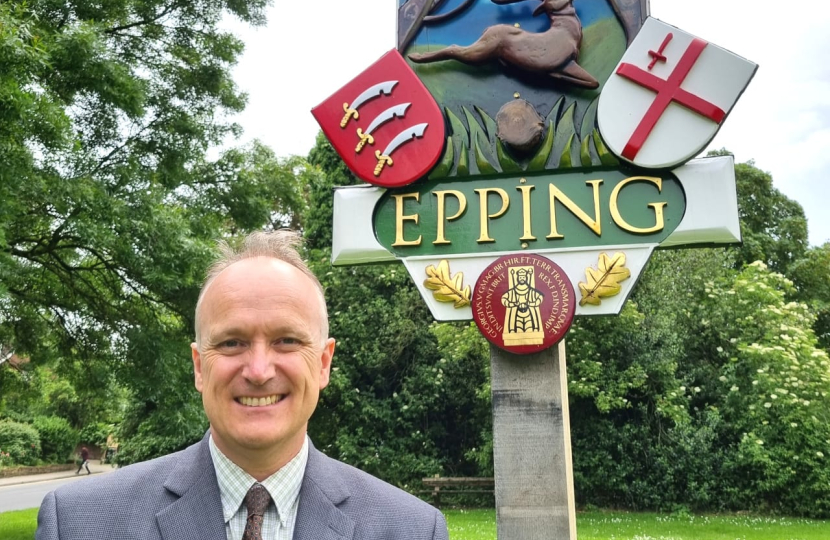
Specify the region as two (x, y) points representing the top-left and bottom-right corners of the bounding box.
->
(244, 343), (276, 385)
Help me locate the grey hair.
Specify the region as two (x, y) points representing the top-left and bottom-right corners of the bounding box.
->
(194, 230), (328, 347)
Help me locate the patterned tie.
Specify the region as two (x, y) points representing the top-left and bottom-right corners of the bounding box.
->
(242, 483), (271, 540)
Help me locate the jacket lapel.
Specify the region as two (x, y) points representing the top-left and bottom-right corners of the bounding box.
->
(156, 433), (227, 540)
(293, 444), (355, 540)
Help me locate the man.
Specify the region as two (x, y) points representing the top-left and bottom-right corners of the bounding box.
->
(75, 446), (91, 475)
(37, 230), (449, 540)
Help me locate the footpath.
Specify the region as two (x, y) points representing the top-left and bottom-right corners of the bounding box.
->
(0, 460), (116, 488)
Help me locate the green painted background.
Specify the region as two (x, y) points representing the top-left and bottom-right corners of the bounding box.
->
(374, 169), (686, 256)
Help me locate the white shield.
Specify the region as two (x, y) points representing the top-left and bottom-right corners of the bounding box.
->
(598, 18), (757, 169)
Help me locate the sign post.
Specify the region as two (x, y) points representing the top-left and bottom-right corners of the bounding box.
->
(313, 1), (756, 537)
(491, 342), (576, 539)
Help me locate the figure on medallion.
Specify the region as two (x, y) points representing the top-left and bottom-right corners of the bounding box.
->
(501, 267), (545, 346)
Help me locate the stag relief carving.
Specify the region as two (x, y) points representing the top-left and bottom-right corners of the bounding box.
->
(408, 0), (599, 89)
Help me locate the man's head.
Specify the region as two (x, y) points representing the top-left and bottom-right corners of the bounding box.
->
(194, 231), (328, 346)
(191, 230), (335, 475)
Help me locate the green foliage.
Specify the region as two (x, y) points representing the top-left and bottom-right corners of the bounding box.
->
(684, 261), (830, 517)
(593, 129), (619, 166)
(551, 102), (577, 168)
(1, 365), (127, 433)
(558, 158), (826, 515)
(567, 275), (697, 510)
(0, 369), (33, 423)
(78, 422), (114, 448)
(0, 420), (41, 466)
(305, 255), (447, 483)
(708, 151), (810, 274)
(115, 400), (207, 466)
(564, 238), (830, 515)
(464, 107), (498, 175)
(789, 243), (830, 350)
(32, 416), (78, 463)
(0, 0), (306, 462)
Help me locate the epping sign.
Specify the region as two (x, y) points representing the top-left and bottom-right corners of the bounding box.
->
(315, 1), (755, 352)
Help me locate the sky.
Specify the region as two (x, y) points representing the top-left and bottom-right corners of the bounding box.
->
(222, 0), (830, 247)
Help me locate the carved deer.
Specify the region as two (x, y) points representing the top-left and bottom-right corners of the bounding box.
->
(408, 0), (599, 89)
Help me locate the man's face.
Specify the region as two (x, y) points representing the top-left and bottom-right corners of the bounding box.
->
(192, 257), (334, 464)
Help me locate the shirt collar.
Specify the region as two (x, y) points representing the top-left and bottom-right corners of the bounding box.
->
(209, 435), (309, 526)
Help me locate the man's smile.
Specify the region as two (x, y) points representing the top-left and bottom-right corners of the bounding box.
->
(236, 395), (285, 407)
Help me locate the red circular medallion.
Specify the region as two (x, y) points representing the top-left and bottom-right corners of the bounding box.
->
(472, 254), (575, 354)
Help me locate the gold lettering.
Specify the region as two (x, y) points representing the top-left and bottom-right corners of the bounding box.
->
(433, 190), (467, 245)
(475, 188), (510, 243)
(392, 193), (422, 246)
(609, 176), (667, 234)
(516, 185), (537, 241)
(547, 180), (603, 239)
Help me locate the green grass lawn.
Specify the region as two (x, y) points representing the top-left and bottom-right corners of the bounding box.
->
(0, 508), (38, 540)
(444, 508), (830, 540)
(3, 507), (829, 539)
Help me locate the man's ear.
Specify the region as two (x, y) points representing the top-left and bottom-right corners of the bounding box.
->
(191, 343), (204, 393)
(318, 338), (336, 390)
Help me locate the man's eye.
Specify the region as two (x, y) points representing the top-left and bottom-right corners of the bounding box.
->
(220, 340), (243, 348)
(278, 337), (300, 346)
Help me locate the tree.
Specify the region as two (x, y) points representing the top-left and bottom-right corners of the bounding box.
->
(707, 150), (810, 274)
(565, 249), (728, 511)
(723, 155), (827, 354)
(788, 243), (830, 350)
(682, 261), (830, 516)
(0, 0), (309, 460)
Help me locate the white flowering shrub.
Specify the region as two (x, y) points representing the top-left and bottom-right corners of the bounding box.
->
(692, 261), (830, 516)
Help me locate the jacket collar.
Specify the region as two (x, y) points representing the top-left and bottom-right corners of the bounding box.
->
(153, 433), (356, 540)
(293, 441), (355, 540)
(156, 432), (227, 540)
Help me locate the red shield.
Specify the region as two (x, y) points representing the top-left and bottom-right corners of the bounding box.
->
(312, 49), (445, 188)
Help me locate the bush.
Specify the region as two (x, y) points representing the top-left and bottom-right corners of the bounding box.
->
(0, 420), (41, 466)
(0, 410), (32, 424)
(32, 416), (78, 463)
(115, 405), (207, 467)
(79, 422), (113, 449)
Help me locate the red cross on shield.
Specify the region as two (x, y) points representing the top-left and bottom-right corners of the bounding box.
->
(597, 18), (757, 170)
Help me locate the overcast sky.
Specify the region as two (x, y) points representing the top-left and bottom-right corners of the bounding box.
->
(223, 0), (829, 247)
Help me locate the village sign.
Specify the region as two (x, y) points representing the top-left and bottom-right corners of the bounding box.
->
(313, 0), (756, 352)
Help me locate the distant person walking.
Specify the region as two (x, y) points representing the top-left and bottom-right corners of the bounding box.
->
(75, 447), (90, 475)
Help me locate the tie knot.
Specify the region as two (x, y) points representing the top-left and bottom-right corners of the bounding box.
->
(244, 483), (271, 517)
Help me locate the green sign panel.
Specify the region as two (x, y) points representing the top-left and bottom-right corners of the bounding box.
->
(374, 169), (685, 257)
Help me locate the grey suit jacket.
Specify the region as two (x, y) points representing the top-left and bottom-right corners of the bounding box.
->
(36, 434), (448, 540)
